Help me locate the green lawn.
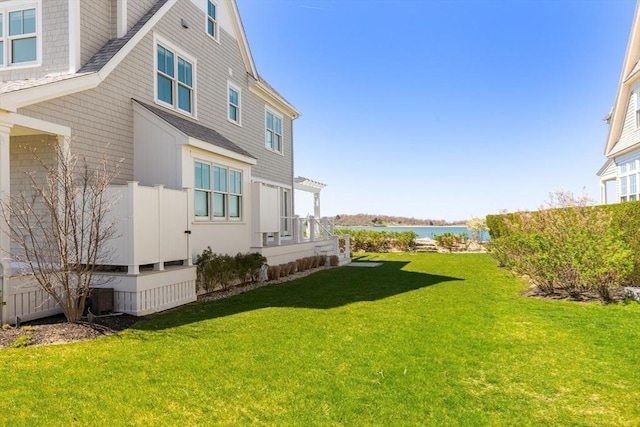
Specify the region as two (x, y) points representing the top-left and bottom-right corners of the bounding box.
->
(1, 253), (639, 426)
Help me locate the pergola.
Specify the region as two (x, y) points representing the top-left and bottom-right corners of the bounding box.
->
(293, 176), (326, 219)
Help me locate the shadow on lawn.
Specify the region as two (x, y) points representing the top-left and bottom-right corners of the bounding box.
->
(132, 260), (463, 331)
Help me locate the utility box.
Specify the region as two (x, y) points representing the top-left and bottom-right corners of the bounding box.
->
(89, 288), (114, 315)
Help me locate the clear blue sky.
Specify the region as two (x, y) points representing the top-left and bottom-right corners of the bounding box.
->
(237, 0), (637, 221)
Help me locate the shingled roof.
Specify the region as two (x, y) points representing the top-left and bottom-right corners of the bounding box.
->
(133, 100), (256, 160)
(79, 0), (169, 73)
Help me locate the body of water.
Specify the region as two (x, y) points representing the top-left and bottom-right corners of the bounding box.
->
(340, 226), (490, 241)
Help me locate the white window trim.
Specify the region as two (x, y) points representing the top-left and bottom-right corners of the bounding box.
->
(0, 0), (42, 69)
(227, 81), (242, 126)
(619, 159), (639, 202)
(194, 159), (243, 222)
(265, 106), (284, 156)
(153, 33), (197, 118)
(205, 0), (219, 43)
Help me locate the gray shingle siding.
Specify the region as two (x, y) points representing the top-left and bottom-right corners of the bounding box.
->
(0, 0), (69, 80)
(17, 0), (295, 188)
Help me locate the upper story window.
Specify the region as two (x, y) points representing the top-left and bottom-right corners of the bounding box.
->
(228, 82), (241, 125)
(0, 3), (39, 68)
(206, 1), (218, 41)
(195, 161), (242, 220)
(266, 109), (283, 153)
(155, 36), (195, 116)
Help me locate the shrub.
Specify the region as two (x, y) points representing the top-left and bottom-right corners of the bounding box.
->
(329, 255), (339, 266)
(196, 248), (267, 292)
(487, 191), (634, 301)
(434, 232), (469, 252)
(10, 335), (32, 348)
(334, 228), (417, 252)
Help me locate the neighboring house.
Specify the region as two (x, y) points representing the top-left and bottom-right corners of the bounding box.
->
(599, 2), (640, 203)
(0, 0), (349, 324)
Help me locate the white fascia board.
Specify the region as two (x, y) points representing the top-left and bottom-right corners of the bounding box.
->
(0, 73), (101, 111)
(251, 176), (292, 189)
(0, 111), (71, 136)
(249, 82), (300, 119)
(0, 0), (177, 111)
(596, 158), (614, 177)
(226, 0), (258, 78)
(187, 137), (257, 165)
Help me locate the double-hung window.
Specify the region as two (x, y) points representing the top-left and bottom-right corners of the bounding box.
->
(207, 1), (218, 41)
(156, 39), (195, 115)
(0, 4), (39, 67)
(195, 161), (242, 220)
(266, 109), (283, 153)
(619, 160), (640, 202)
(228, 83), (241, 125)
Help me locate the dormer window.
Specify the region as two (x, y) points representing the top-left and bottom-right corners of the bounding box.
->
(0, 3), (39, 67)
(154, 35), (196, 116)
(207, 1), (218, 41)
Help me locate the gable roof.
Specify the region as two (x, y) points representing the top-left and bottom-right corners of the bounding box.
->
(605, 1), (640, 155)
(1, 0), (297, 118)
(133, 100), (256, 162)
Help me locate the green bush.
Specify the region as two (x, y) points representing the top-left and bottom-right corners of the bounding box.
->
(486, 193), (634, 301)
(196, 248), (266, 292)
(433, 232), (470, 252)
(335, 228), (417, 252)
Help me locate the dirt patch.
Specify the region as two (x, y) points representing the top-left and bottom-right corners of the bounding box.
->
(521, 284), (627, 303)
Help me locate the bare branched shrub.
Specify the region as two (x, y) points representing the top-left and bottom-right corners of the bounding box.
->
(1, 142), (122, 322)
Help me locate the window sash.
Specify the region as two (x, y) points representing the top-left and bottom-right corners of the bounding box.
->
(207, 1), (217, 38)
(156, 44), (193, 113)
(266, 111), (283, 152)
(229, 87), (240, 122)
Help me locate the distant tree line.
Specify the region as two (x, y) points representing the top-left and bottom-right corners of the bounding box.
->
(334, 214), (466, 227)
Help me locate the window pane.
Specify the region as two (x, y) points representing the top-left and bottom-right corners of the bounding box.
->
(229, 105), (237, 122)
(621, 176), (628, 195)
(274, 134), (281, 152)
(178, 85), (191, 112)
(157, 46), (166, 73)
(195, 191), (209, 217)
(208, 1), (216, 18)
(0, 42), (3, 66)
(630, 161), (637, 171)
(23, 9), (35, 34)
(9, 11), (22, 36)
(12, 37), (36, 63)
(621, 163), (627, 173)
(229, 88), (238, 105)
(160, 48), (174, 77)
(229, 170), (241, 194)
(631, 174), (637, 194)
(178, 58), (192, 86)
(266, 112), (273, 129)
(0, 13), (3, 37)
(275, 117), (281, 133)
(214, 167), (227, 192)
(195, 162), (211, 189)
(208, 20), (214, 37)
(157, 74), (173, 104)
(229, 195), (240, 218)
(266, 131), (273, 149)
(214, 193), (225, 217)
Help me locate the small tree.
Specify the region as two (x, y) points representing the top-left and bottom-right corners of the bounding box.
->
(1, 142), (121, 322)
(466, 217), (488, 242)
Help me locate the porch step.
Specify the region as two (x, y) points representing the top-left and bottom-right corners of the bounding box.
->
(414, 238), (437, 253)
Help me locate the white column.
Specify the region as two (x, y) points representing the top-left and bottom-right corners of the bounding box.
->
(600, 182), (606, 204)
(154, 185), (165, 271)
(313, 192), (321, 219)
(0, 125), (11, 325)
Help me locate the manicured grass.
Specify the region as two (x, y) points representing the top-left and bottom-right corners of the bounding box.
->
(1, 253), (639, 425)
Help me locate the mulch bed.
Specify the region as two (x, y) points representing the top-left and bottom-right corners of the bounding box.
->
(0, 313), (140, 349)
(521, 285), (627, 303)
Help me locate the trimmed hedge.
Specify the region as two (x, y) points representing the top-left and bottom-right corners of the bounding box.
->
(335, 228), (417, 252)
(485, 200), (640, 300)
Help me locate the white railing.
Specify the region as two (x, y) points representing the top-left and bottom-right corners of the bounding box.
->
(105, 182), (191, 274)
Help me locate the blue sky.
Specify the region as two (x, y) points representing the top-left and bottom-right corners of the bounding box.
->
(237, 0), (637, 221)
